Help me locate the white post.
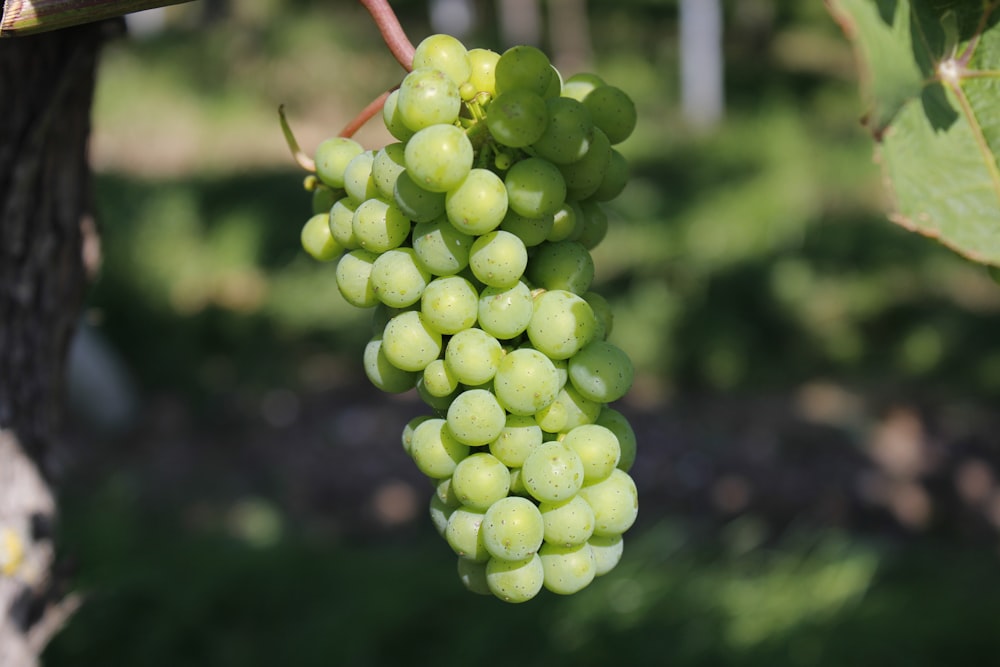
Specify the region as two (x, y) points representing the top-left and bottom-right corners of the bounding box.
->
(679, 0), (724, 130)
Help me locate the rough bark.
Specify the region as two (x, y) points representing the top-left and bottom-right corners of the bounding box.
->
(0, 20), (113, 667)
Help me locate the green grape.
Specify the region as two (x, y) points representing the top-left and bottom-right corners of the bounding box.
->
(423, 358), (460, 397)
(539, 542), (596, 595)
(575, 201), (609, 249)
(526, 289), (598, 360)
(445, 168), (508, 235)
(561, 72), (606, 102)
(588, 533), (624, 576)
(312, 184), (340, 215)
(451, 452), (511, 511)
(405, 124), (474, 193)
(521, 441), (585, 503)
(478, 280), (533, 340)
(547, 200), (582, 243)
(562, 424), (621, 482)
(382, 89), (416, 141)
(412, 218), (473, 276)
(559, 127), (611, 200)
(457, 557), (492, 595)
(493, 347), (560, 416)
(395, 170), (447, 223)
(582, 85), (637, 144)
(301, 212), (343, 261)
(468, 230), (528, 289)
(402, 414), (433, 455)
(526, 240), (594, 294)
(381, 310), (442, 372)
(352, 198), (411, 253)
(499, 210), (553, 247)
(595, 407), (637, 473)
(532, 97), (594, 164)
(412, 34), (472, 87)
(343, 150), (379, 203)
(363, 337), (418, 393)
(486, 89), (548, 148)
(409, 417), (469, 479)
(568, 340), (634, 403)
(543, 64), (563, 99)
(467, 48), (500, 95)
(539, 495), (595, 547)
(535, 385), (601, 434)
(315, 136), (364, 188)
(371, 247), (432, 308)
(430, 493), (455, 536)
(495, 45), (553, 96)
(582, 290), (613, 340)
(591, 149), (628, 202)
(445, 328), (503, 386)
(372, 142), (407, 200)
(489, 413), (543, 467)
(417, 378), (458, 412)
(329, 198), (360, 249)
(486, 554), (544, 603)
(482, 496), (545, 561)
(578, 469), (638, 537)
(446, 388), (506, 446)
(398, 67), (462, 132)
(505, 157), (567, 218)
(335, 249), (378, 308)
(446, 506), (490, 562)
(421, 275), (479, 335)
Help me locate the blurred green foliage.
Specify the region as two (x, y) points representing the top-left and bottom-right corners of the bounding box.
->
(46, 0), (1000, 664)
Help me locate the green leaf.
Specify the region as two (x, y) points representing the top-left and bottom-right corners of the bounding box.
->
(829, 0), (1000, 266)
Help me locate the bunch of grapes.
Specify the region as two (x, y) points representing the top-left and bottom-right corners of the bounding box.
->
(298, 33), (638, 602)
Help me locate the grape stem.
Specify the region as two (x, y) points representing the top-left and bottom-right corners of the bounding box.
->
(339, 87), (395, 138)
(278, 104), (316, 172)
(359, 0), (415, 71)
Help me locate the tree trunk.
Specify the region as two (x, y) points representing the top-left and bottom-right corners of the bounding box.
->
(0, 20), (113, 666)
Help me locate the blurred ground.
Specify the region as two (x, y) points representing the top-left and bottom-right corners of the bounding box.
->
(42, 1), (1000, 665)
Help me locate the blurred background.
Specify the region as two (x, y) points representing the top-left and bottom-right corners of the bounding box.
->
(45, 1), (1000, 665)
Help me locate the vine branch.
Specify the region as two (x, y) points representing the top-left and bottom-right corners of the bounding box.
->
(359, 0), (414, 71)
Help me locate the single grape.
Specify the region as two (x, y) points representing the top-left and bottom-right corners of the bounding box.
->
(402, 414), (433, 455)
(478, 280), (533, 340)
(468, 230), (528, 289)
(499, 210), (553, 247)
(539, 541), (596, 595)
(532, 97), (594, 164)
(421, 275), (479, 335)
(493, 347), (561, 416)
(521, 441), (585, 503)
(329, 198), (360, 249)
(423, 358), (460, 397)
(382, 89), (416, 141)
(398, 68), (462, 131)
(394, 170), (447, 223)
(457, 557), (492, 595)
(588, 533), (624, 576)
(595, 407), (637, 472)
(547, 200), (582, 243)
(486, 89), (548, 148)
(429, 494), (455, 536)
(315, 136), (364, 188)
(559, 126), (611, 200)
(591, 148), (628, 202)
(445, 168), (508, 235)
(482, 496), (545, 561)
(582, 85), (637, 144)
(446, 388), (506, 446)
(578, 468), (638, 536)
(381, 310), (443, 372)
(352, 198), (411, 253)
(467, 47), (500, 95)
(489, 413), (544, 468)
(363, 337), (418, 393)
(451, 452), (511, 511)
(445, 327), (503, 386)
(405, 124), (474, 193)
(562, 423), (621, 482)
(495, 45), (553, 96)
(567, 340), (634, 403)
(486, 553), (544, 603)
(412, 218), (473, 276)
(446, 506), (490, 562)
(301, 212), (342, 261)
(372, 142), (407, 200)
(539, 494), (595, 547)
(575, 200), (609, 249)
(525, 240), (594, 294)
(343, 150), (379, 203)
(505, 157), (567, 219)
(535, 385), (602, 434)
(526, 289), (598, 360)
(412, 34), (472, 87)
(371, 247), (432, 308)
(335, 249), (379, 308)
(417, 378), (458, 412)
(409, 417), (469, 479)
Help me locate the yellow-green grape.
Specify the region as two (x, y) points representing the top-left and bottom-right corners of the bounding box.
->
(581, 84), (637, 144)
(446, 388), (506, 446)
(451, 453), (511, 511)
(409, 417), (469, 479)
(468, 230), (528, 289)
(588, 533), (624, 575)
(352, 198), (411, 253)
(444, 328), (503, 386)
(363, 337), (418, 393)
(446, 506), (490, 562)
(525, 240), (594, 294)
(422, 358), (460, 398)
(521, 441), (585, 503)
(539, 494), (595, 547)
(539, 541), (596, 595)
(567, 340), (634, 403)
(315, 136), (364, 188)
(535, 385), (602, 434)
(493, 347), (561, 416)
(526, 289), (598, 360)
(412, 34), (471, 86)
(381, 310), (443, 372)
(335, 249), (378, 308)
(421, 275), (479, 335)
(301, 213), (343, 261)
(371, 247), (432, 308)
(489, 413), (543, 468)
(561, 424), (621, 482)
(478, 281), (533, 340)
(482, 496), (545, 560)
(467, 47), (500, 96)
(578, 469), (638, 537)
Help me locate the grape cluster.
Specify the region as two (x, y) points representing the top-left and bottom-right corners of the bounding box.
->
(299, 34), (638, 602)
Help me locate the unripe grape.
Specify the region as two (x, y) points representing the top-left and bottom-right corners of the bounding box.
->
(412, 34), (472, 87)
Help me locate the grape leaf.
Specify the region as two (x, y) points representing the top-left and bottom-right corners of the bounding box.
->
(828, 0), (1000, 266)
